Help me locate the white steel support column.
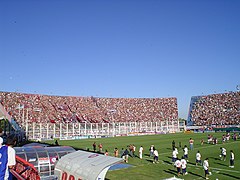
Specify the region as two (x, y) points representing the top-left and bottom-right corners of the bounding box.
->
(102, 123), (104, 135)
(85, 122), (87, 135)
(26, 109), (28, 138)
(118, 123), (120, 134)
(90, 123), (93, 135)
(33, 122), (35, 139)
(79, 123), (81, 135)
(66, 123), (69, 137)
(53, 123), (56, 138)
(22, 107), (25, 125)
(96, 123), (98, 135)
(150, 122), (153, 132)
(177, 119), (179, 132)
(124, 122), (126, 134)
(112, 122), (115, 136)
(167, 120), (169, 132)
(155, 122), (157, 132)
(47, 123), (49, 139)
(60, 123), (62, 139)
(73, 123), (75, 136)
(40, 123), (42, 139)
(160, 121), (162, 131)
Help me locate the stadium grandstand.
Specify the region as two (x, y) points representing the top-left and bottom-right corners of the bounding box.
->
(0, 91), (180, 140)
(187, 91), (240, 128)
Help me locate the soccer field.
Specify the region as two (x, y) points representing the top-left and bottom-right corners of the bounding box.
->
(48, 132), (240, 180)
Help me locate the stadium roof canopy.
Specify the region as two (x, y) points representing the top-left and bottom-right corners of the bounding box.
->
(54, 150), (122, 180)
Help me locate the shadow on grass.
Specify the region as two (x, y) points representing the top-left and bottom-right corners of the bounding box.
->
(209, 156), (220, 161)
(167, 156), (172, 159)
(188, 161), (196, 166)
(188, 171), (204, 179)
(145, 159), (154, 163)
(214, 162), (228, 167)
(163, 169), (177, 176)
(219, 172), (240, 179)
(163, 160), (173, 165)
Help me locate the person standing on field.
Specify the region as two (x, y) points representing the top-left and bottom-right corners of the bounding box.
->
(153, 149), (159, 163)
(203, 158), (210, 180)
(220, 147), (226, 161)
(229, 150), (235, 168)
(196, 150), (202, 166)
(183, 145), (188, 162)
(174, 158), (182, 177)
(172, 148), (178, 163)
(139, 146), (143, 159)
(189, 138), (194, 150)
(181, 156), (188, 175)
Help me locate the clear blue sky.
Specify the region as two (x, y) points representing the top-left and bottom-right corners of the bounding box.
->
(0, 0), (239, 119)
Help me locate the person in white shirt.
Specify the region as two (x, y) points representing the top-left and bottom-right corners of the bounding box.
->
(220, 147), (226, 161)
(196, 150), (202, 166)
(172, 148), (178, 163)
(181, 156), (188, 175)
(6, 136), (17, 180)
(133, 144), (136, 157)
(229, 150), (235, 168)
(149, 145), (154, 157)
(139, 146), (143, 159)
(0, 137), (8, 180)
(174, 158), (182, 177)
(183, 145), (188, 162)
(203, 158), (210, 179)
(153, 149), (159, 163)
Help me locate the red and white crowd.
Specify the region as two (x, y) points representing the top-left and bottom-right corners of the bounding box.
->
(0, 91), (178, 126)
(190, 92), (239, 126)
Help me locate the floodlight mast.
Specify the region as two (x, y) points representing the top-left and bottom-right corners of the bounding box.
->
(236, 85), (240, 91)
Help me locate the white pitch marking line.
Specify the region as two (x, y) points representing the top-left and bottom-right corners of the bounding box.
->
(187, 163), (240, 173)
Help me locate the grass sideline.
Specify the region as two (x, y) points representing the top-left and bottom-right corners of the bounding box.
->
(45, 132), (240, 180)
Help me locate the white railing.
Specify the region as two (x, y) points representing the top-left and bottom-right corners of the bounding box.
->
(22, 120), (184, 140)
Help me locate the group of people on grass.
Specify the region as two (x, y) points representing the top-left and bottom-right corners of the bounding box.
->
(171, 136), (236, 179)
(90, 133), (237, 179)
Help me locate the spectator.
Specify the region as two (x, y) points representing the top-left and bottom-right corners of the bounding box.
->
(0, 137), (8, 179)
(6, 136), (16, 180)
(0, 91), (178, 125)
(190, 92), (239, 126)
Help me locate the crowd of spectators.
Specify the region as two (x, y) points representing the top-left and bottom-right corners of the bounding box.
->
(0, 91), (178, 126)
(190, 92), (240, 126)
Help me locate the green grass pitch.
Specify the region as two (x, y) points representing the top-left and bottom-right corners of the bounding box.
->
(47, 132), (240, 180)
